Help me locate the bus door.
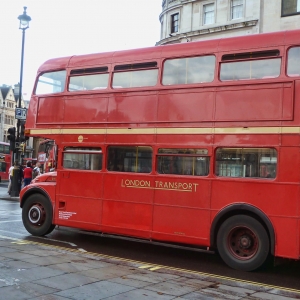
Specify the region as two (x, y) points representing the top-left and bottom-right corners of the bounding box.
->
(55, 147), (103, 230)
(152, 148), (211, 246)
(102, 146), (154, 239)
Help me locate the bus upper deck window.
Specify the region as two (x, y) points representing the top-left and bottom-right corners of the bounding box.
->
(69, 67), (109, 91)
(287, 47), (300, 77)
(35, 70), (66, 95)
(113, 69), (158, 89)
(112, 62), (158, 89)
(162, 55), (215, 86)
(220, 58), (281, 81)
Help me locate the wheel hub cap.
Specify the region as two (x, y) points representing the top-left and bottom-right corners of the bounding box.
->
(28, 205), (42, 224)
(239, 235), (252, 248)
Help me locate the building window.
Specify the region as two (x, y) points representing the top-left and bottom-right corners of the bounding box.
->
(4, 115), (14, 126)
(171, 13), (179, 33)
(203, 3), (215, 25)
(231, 0), (243, 19)
(282, 0), (300, 16)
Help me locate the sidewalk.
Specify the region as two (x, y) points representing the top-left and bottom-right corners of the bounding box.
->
(0, 184), (19, 202)
(0, 186), (300, 299)
(0, 237), (300, 300)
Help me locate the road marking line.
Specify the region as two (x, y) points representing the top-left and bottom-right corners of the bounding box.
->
(0, 229), (77, 247)
(11, 241), (31, 245)
(138, 265), (154, 269)
(0, 220), (22, 223)
(149, 266), (162, 271)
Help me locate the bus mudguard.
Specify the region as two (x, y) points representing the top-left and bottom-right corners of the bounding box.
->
(210, 203), (275, 255)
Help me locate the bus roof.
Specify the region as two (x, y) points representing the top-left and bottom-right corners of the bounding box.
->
(37, 29), (300, 74)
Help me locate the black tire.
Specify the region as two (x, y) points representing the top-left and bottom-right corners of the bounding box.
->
(22, 194), (55, 236)
(217, 215), (269, 271)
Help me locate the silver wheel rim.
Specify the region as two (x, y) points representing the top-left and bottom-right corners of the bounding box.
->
(28, 205), (42, 224)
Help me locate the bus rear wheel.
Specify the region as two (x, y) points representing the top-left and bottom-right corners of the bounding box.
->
(217, 215), (269, 271)
(22, 194), (55, 236)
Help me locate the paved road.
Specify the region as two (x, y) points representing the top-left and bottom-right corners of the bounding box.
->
(0, 185), (300, 299)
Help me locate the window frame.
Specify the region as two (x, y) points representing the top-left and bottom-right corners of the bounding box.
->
(162, 54), (216, 86)
(215, 147), (278, 179)
(203, 2), (215, 25)
(219, 56), (282, 82)
(62, 147), (103, 171)
(107, 145), (153, 173)
(35, 70), (67, 95)
(231, 0), (244, 20)
(157, 148), (210, 177)
(112, 63), (158, 89)
(171, 13), (179, 34)
(281, 0), (300, 17)
(287, 46), (300, 77)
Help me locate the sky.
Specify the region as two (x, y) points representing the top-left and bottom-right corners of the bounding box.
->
(0, 0), (162, 99)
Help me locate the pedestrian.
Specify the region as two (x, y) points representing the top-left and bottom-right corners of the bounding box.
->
(7, 162), (16, 194)
(23, 161), (33, 187)
(32, 162), (41, 179)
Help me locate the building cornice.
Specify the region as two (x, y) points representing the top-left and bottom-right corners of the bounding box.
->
(156, 19), (258, 45)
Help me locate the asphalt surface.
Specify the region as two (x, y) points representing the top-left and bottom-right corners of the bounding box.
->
(0, 185), (300, 299)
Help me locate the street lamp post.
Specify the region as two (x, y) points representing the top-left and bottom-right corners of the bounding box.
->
(11, 7), (31, 197)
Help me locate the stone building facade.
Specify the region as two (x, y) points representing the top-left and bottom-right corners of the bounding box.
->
(157, 0), (300, 45)
(0, 86), (18, 143)
(0, 85), (33, 159)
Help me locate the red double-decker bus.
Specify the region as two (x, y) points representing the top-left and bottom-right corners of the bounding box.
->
(0, 142), (11, 181)
(20, 29), (300, 271)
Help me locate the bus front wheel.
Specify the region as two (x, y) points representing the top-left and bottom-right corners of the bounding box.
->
(217, 215), (269, 271)
(22, 194), (55, 236)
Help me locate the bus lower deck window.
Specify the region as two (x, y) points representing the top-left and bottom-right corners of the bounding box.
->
(107, 146), (152, 173)
(157, 148), (209, 176)
(215, 148), (277, 179)
(63, 147), (102, 170)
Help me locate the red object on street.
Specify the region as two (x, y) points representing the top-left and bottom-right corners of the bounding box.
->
(0, 142), (11, 181)
(20, 29), (300, 271)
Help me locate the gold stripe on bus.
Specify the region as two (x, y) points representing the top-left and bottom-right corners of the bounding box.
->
(214, 127), (281, 134)
(106, 128), (156, 134)
(63, 128), (106, 134)
(157, 128), (213, 134)
(281, 127), (300, 134)
(28, 127), (300, 136)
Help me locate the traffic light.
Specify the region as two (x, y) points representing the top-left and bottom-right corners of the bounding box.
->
(7, 127), (16, 151)
(20, 121), (28, 142)
(20, 143), (26, 153)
